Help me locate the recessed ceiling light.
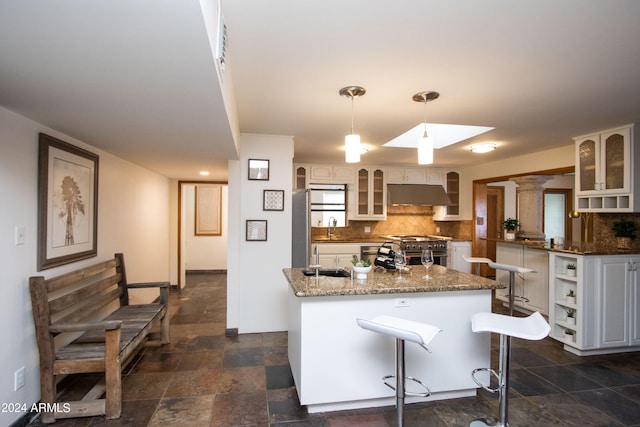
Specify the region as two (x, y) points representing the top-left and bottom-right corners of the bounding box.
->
(199, 171), (210, 176)
(470, 143), (497, 153)
(383, 123), (494, 149)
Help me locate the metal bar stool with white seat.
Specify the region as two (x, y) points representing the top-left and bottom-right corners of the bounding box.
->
(469, 311), (550, 427)
(357, 316), (441, 427)
(489, 261), (535, 316)
(463, 255), (493, 276)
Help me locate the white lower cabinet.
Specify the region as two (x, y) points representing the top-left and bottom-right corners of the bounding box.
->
(312, 243), (380, 269)
(449, 241), (471, 273)
(549, 252), (640, 355)
(495, 243), (549, 315)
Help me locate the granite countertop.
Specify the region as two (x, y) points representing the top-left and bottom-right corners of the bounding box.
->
(489, 238), (640, 255)
(282, 265), (503, 297)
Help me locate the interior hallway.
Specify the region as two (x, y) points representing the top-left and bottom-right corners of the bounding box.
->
(23, 271), (640, 426)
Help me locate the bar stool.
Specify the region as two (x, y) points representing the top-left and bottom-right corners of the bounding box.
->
(489, 262), (535, 316)
(463, 255), (493, 276)
(357, 316), (441, 427)
(470, 311), (550, 427)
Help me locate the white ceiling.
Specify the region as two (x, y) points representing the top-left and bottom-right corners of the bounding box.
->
(2, 1), (640, 180)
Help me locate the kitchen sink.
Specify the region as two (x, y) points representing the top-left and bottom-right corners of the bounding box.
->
(302, 268), (351, 277)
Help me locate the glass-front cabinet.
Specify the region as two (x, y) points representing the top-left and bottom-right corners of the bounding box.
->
(434, 169), (461, 220)
(574, 123), (639, 212)
(350, 167), (386, 220)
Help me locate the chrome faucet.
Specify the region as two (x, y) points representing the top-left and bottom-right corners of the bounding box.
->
(327, 216), (337, 238)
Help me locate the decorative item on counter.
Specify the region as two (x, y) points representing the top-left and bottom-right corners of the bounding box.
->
(503, 218), (520, 241)
(566, 263), (576, 277)
(566, 289), (576, 304)
(612, 219), (637, 250)
(351, 255), (372, 279)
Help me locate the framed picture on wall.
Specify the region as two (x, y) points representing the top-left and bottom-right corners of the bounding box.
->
(37, 133), (99, 271)
(248, 159), (269, 180)
(195, 184), (222, 236)
(246, 220), (267, 241)
(263, 189), (284, 211)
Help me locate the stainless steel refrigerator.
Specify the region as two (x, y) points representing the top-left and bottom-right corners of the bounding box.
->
(291, 189), (311, 268)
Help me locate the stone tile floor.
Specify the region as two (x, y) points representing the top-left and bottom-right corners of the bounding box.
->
(23, 271), (640, 426)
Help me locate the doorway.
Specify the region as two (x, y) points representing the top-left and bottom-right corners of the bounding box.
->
(178, 181), (228, 288)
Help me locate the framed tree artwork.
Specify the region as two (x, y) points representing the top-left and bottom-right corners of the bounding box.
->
(37, 133), (99, 271)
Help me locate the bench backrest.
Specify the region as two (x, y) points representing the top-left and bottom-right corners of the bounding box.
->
(29, 253), (131, 355)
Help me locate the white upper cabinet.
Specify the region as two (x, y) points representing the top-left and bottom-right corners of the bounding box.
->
(574, 123), (640, 212)
(386, 167), (427, 184)
(349, 167), (386, 220)
(433, 169), (462, 220)
(309, 164), (355, 184)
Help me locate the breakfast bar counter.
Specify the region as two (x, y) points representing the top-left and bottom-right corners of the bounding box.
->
(282, 266), (503, 413)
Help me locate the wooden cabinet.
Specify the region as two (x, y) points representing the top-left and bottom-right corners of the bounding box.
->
(309, 164), (355, 184)
(574, 123), (640, 212)
(449, 241), (471, 273)
(549, 253), (640, 355)
(350, 167), (386, 220)
(434, 169), (462, 220)
(386, 167), (427, 184)
(495, 243), (549, 315)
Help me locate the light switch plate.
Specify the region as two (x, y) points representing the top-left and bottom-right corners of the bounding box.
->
(15, 226), (25, 245)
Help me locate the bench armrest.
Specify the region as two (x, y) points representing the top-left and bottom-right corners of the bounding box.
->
(127, 281), (170, 289)
(127, 281), (170, 305)
(50, 320), (123, 334)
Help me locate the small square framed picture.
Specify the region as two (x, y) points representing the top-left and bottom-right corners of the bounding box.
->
(263, 190), (284, 211)
(248, 159), (269, 180)
(246, 220), (267, 241)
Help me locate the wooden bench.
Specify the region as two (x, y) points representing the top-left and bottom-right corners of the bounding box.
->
(29, 253), (170, 424)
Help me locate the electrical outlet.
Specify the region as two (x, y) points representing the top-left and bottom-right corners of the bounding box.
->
(395, 298), (410, 307)
(14, 367), (25, 391)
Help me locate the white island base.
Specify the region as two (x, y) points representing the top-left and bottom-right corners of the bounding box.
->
(287, 289), (492, 413)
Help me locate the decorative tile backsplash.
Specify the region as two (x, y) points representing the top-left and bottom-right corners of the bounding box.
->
(593, 213), (640, 250)
(312, 205), (473, 240)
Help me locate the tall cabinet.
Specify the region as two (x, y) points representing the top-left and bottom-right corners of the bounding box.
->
(574, 123), (640, 212)
(549, 252), (640, 355)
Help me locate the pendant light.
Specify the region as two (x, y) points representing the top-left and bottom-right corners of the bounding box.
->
(339, 86), (366, 163)
(413, 91), (440, 165)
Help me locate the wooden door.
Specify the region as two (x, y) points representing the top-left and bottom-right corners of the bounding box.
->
(486, 186), (504, 278)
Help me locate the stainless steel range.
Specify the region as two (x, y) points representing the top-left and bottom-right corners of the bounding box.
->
(384, 235), (449, 266)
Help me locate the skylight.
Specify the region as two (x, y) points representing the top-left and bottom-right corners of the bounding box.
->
(383, 123), (494, 149)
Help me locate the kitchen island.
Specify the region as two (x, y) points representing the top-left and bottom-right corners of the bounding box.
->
(282, 265), (503, 413)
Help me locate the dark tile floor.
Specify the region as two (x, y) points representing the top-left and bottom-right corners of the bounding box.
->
(24, 272), (640, 426)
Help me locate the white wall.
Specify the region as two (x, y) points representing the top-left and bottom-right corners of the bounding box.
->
(227, 133), (293, 333)
(0, 107), (171, 426)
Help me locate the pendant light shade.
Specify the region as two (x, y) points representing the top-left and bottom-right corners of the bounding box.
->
(340, 86), (366, 163)
(345, 134), (361, 163)
(413, 91), (439, 165)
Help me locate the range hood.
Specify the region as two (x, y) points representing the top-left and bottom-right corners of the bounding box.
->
(387, 184), (451, 206)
